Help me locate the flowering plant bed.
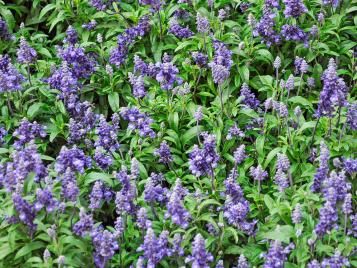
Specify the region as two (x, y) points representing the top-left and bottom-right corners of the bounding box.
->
(0, 0), (356, 267)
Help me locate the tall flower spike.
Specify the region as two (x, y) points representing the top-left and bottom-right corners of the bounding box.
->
(137, 228), (169, 267)
(240, 83), (260, 109)
(311, 142), (329, 193)
(262, 241), (294, 268)
(292, 204), (302, 224)
(283, 0), (307, 18)
(196, 13), (210, 33)
(91, 226), (119, 268)
(185, 234), (214, 268)
(189, 133), (219, 177)
(316, 58), (348, 118)
(165, 178), (190, 228)
(17, 37), (37, 64)
(0, 54), (24, 92)
(154, 141), (173, 164)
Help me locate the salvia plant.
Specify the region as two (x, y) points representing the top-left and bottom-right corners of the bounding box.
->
(0, 0), (356, 267)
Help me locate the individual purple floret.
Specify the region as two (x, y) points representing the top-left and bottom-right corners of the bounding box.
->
(0, 126), (6, 144)
(346, 103), (357, 130)
(343, 158), (357, 175)
(169, 17), (193, 39)
(47, 61), (79, 96)
(2, 142), (47, 190)
(91, 226), (119, 268)
(240, 83), (260, 109)
(265, 0), (280, 8)
(208, 40), (233, 84)
(139, 0), (165, 12)
(55, 146), (91, 174)
(82, 20), (97, 30)
(307, 260), (321, 268)
(17, 37), (37, 64)
(90, 0), (115, 10)
(192, 52), (208, 67)
(12, 193), (37, 234)
(136, 207), (151, 229)
(64, 26), (78, 44)
(189, 132), (219, 177)
(281, 24), (309, 47)
(137, 228), (169, 267)
(292, 204), (302, 224)
(321, 250), (349, 268)
(89, 181), (113, 210)
(170, 233), (184, 256)
(342, 193), (352, 215)
(94, 147), (113, 170)
(307, 77), (315, 88)
(35, 187), (58, 213)
(115, 169), (137, 215)
(95, 115), (120, 152)
(322, 0), (340, 8)
(144, 173), (168, 203)
(196, 13), (210, 34)
(314, 198), (338, 236)
(283, 0), (307, 18)
(60, 168), (79, 202)
(154, 53), (183, 90)
(73, 208), (94, 237)
(109, 16), (150, 67)
(311, 142), (329, 193)
(194, 106), (204, 122)
(234, 145), (247, 165)
(234, 254), (249, 268)
(322, 171), (351, 202)
(316, 59), (348, 118)
(120, 107), (156, 138)
(185, 234), (214, 268)
(154, 141), (173, 164)
(227, 124), (245, 140)
(262, 241), (294, 268)
(166, 178), (190, 228)
(57, 45), (96, 79)
(0, 18), (13, 41)
(216, 260), (224, 268)
(13, 119), (46, 148)
(0, 54), (24, 92)
(253, 9), (281, 47)
(276, 153), (290, 172)
(274, 169), (289, 192)
(249, 165), (268, 181)
(128, 72), (146, 98)
(224, 175), (256, 235)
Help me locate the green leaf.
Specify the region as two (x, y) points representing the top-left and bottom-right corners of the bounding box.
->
(288, 96), (313, 109)
(0, 243), (13, 260)
(85, 172), (114, 187)
(264, 194), (275, 212)
(262, 225), (295, 244)
(15, 242), (45, 260)
(263, 147), (281, 169)
(181, 126), (202, 145)
(27, 102), (45, 119)
(197, 199), (221, 216)
(256, 136), (265, 158)
(39, 4), (56, 20)
(239, 65), (249, 82)
(108, 92), (120, 112)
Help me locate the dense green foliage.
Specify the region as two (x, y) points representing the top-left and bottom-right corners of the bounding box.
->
(0, 0), (356, 267)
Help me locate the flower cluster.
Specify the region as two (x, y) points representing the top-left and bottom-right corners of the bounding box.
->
(189, 133), (219, 177)
(110, 16), (151, 67)
(0, 54), (24, 92)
